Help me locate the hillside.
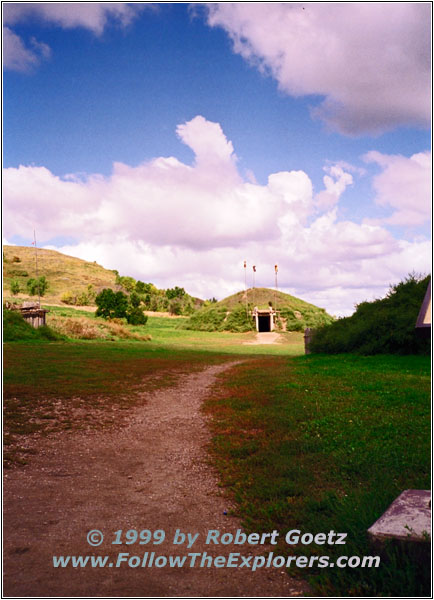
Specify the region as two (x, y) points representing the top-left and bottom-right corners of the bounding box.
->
(3, 245), (117, 304)
(3, 245), (202, 315)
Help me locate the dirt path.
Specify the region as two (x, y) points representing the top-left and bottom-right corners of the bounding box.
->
(3, 363), (309, 597)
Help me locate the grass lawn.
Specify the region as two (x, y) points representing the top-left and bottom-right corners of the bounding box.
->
(138, 315), (305, 355)
(40, 306), (306, 355)
(204, 353), (431, 597)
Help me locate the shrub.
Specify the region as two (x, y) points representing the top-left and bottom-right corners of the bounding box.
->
(10, 279), (20, 295)
(126, 307), (148, 326)
(184, 306), (228, 331)
(26, 276), (48, 296)
(61, 291), (76, 305)
(12, 256), (21, 263)
(310, 274), (431, 355)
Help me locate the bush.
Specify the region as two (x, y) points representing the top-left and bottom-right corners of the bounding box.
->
(126, 307), (148, 326)
(310, 274), (431, 355)
(184, 306), (228, 331)
(61, 291), (76, 305)
(26, 276), (48, 296)
(10, 279), (20, 295)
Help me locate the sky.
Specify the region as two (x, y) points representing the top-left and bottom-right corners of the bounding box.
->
(3, 2), (432, 316)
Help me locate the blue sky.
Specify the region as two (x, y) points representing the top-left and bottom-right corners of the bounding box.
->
(3, 3), (431, 315)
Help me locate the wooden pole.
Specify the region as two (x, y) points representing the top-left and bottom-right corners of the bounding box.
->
(274, 264), (278, 312)
(244, 261), (248, 318)
(33, 230), (40, 308)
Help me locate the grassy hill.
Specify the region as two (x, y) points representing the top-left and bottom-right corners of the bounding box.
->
(185, 287), (334, 332)
(3, 245), (202, 315)
(218, 287), (326, 312)
(3, 245), (117, 304)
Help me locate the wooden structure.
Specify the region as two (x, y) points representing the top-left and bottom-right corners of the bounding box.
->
(6, 301), (48, 328)
(304, 327), (314, 354)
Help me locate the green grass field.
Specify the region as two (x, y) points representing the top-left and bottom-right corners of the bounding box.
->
(203, 353), (431, 597)
(3, 307), (431, 597)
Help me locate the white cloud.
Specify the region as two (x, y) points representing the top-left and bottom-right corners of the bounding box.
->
(3, 116), (430, 316)
(3, 3), (143, 34)
(314, 165), (353, 210)
(176, 116), (238, 172)
(204, 3), (430, 135)
(3, 26), (51, 71)
(3, 3), (144, 72)
(363, 150), (431, 226)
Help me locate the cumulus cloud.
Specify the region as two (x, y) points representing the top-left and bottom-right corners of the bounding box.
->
(363, 150), (431, 226)
(176, 116), (238, 172)
(204, 3), (430, 135)
(3, 116), (430, 316)
(314, 165), (353, 211)
(3, 3), (144, 72)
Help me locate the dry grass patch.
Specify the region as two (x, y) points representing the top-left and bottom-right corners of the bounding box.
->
(47, 314), (151, 341)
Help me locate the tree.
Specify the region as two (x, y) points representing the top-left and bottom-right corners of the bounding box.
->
(116, 275), (136, 292)
(95, 289), (129, 320)
(168, 299), (182, 315)
(166, 286), (186, 300)
(129, 292), (141, 308)
(10, 279), (20, 295)
(135, 280), (153, 294)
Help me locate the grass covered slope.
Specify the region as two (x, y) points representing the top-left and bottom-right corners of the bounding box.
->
(185, 287), (334, 332)
(310, 274), (431, 355)
(4, 245), (117, 304)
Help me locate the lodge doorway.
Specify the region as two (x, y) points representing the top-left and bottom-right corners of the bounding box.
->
(258, 314), (271, 332)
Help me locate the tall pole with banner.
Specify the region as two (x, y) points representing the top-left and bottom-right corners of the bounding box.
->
(244, 260), (248, 318)
(274, 264), (278, 313)
(33, 230), (41, 308)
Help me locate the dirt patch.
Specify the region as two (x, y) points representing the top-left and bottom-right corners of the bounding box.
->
(3, 363), (309, 597)
(243, 332), (284, 345)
